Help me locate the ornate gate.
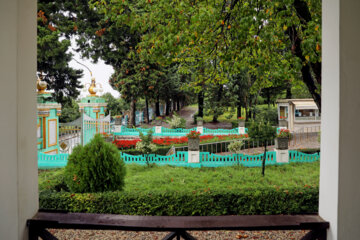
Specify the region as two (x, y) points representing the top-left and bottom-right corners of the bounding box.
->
(59, 113), (111, 154)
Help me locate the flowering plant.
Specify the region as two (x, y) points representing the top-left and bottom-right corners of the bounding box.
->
(155, 116), (163, 121)
(279, 116), (287, 120)
(113, 115), (122, 119)
(186, 131), (201, 139)
(100, 132), (113, 138)
(238, 117), (245, 120)
(277, 129), (291, 138)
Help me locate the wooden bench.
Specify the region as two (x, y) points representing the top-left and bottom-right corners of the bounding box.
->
(27, 211), (329, 240)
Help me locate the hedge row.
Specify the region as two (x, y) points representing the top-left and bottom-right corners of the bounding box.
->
(120, 146), (171, 155)
(39, 187), (318, 216)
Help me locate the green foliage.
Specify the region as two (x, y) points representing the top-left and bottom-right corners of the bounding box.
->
(39, 162), (320, 215)
(248, 121), (276, 143)
(101, 93), (125, 116)
(64, 134), (126, 193)
(121, 146), (171, 156)
(247, 120), (277, 176)
(39, 187), (318, 215)
(92, 0), (322, 111)
(37, 2), (83, 104)
(135, 130), (157, 155)
(254, 105), (278, 125)
(59, 99), (80, 123)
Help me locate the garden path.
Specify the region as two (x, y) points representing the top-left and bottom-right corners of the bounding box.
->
(139, 105), (233, 129)
(177, 105), (233, 129)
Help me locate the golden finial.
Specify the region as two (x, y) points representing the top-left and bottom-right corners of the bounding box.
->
(36, 73), (47, 94)
(88, 77), (97, 96)
(83, 74), (103, 97)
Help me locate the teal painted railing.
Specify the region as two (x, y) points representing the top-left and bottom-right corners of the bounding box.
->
(120, 151), (189, 167)
(38, 152), (68, 169)
(200, 151), (276, 167)
(38, 150), (319, 169)
(289, 150), (320, 163)
(113, 126), (247, 137)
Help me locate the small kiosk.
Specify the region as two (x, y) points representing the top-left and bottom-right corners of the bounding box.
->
(276, 99), (321, 132)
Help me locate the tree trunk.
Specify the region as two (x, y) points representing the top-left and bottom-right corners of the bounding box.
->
(177, 99), (180, 112)
(262, 143), (267, 177)
(286, 85), (292, 99)
(198, 91), (204, 117)
(289, 0), (321, 112)
(155, 97), (160, 116)
(172, 98), (176, 112)
(213, 114), (218, 123)
(237, 105), (242, 118)
(165, 100), (170, 116)
(145, 97), (149, 124)
(129, 98), (136, 127)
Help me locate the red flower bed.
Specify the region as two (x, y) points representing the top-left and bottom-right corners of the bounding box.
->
(113, 134), (248, 149)
(112, 139), (140, 149)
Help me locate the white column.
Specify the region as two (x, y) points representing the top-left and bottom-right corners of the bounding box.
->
(238, 127), (246, 134)
(275, 149), (289, 163)
(197, 126), (203, 134)
(320, 0), (360, 239)
(0, 0), (38, 239)
(155, 126), (162, 134)
(188, 151), (200, 163)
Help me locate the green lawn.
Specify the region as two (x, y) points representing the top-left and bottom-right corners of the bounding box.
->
(38, 162), (319, 215)
(39, 162), (319, 194)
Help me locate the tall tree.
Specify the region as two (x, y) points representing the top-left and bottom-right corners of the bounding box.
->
(95, 0), (321, 110)
(37, 3), (83, 104)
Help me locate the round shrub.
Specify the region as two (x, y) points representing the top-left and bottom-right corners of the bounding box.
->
(64, 134), (126, 193)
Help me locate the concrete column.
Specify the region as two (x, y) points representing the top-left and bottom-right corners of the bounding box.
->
(196, 126), (203, 134)
(188, 151), (200, 163)
(155, 126), (162, 134)
(320, 0), (360, 239)
(0, 0), (38, 239)
(238, 127), (246, 134)
(275, 149), (289, 163)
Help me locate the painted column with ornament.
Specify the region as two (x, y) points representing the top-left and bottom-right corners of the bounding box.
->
(36, 76), (61, 154)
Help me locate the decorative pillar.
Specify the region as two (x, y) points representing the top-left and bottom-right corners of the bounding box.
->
(196, 117), (204, 134)
(78, 77), (107, 120)
(187, 131), (201, 164)
(275, 137), (289, 163)
(155, 117), (162, 134)
(36, 77), (61, 154)
(188, 137), (200, 163)
(238, 118), (246, 134)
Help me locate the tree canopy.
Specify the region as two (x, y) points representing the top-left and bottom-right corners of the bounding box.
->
(93, 0), (321, 111)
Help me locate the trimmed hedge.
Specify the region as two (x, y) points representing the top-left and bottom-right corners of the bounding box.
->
(120, 146), (171, 155)
(39, 187), (318, 216)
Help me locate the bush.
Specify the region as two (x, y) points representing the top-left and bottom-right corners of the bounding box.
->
(120, 146), (172, 155)
(254, 105), (278, 125)
(166, 113), (186, 129)
(39, 187), (319, 215)
(64, 134), (126, 193)
(228, 140), (244, 153)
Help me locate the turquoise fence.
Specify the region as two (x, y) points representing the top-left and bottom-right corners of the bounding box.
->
(37, 150), (319, 169)
(200, 151), (276, 168)
(289, 150), (320, 163)
(38, 152), (69, 169)
(113, 126), (247, 137)
(120, 151), (189, 167)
